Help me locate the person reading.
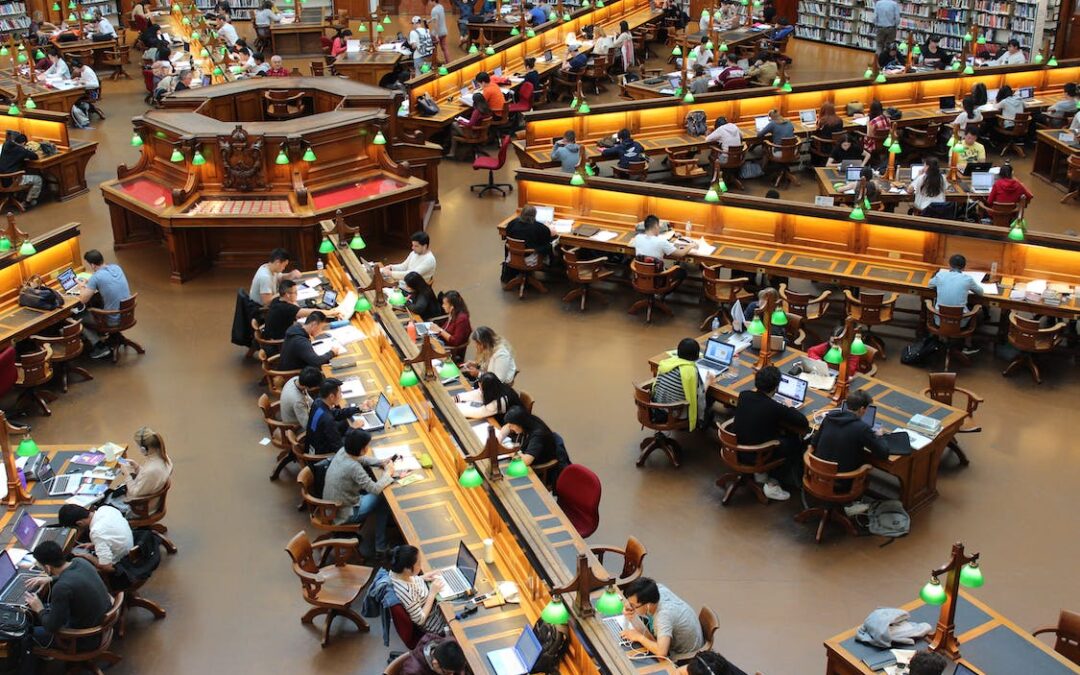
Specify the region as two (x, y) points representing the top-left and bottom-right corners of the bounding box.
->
(632, 215), (693, 294)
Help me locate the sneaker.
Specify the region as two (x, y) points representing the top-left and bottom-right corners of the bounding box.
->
(89, 344), (113, 359)
(754, 472), (769, 484)
(844, 501), (870, 517)
(961, 346), (981, 356)
(762, 482), (790, 501)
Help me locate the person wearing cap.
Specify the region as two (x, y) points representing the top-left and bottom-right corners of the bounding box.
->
(562, 44), (588, 73)
(408, 16), (434, 73)
(0, 133), (42, 207)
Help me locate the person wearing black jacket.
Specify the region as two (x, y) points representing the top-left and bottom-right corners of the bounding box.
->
(305, 378), (364, 455)
(497, 406), (570, 488)
(279, 311), (340, 371)
(732, 366), (809, 498)
(0, 133), (42, 207)
(811, 389), (889, 474)
(263, 280), (329, 352)
(505, 205), (554, 259)
(920, 36), (952, 69)
(403, 272), (440, 321)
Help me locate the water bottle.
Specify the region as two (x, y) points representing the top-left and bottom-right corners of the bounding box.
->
(711, 317), (721, 337)
(684, 219), (693, 236)
(316, 259), (324, 271)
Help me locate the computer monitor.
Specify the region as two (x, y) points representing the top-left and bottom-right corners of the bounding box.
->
(702, 338), (734, 366)
(1018, 86), (1034, 100)
(799, 109), (817, 125)
(971, 171), (995, 192)
(754, 116), (771, 132)
(776, 374), (807, 403)
(986, 87), (999, 102)
(845, 166), (864, 181)
(910, 164), (925, 182)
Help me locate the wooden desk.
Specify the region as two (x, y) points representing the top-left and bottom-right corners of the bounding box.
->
(315, 248), (677, 675)
(620, 27), (767, 100)
(504, 170), (1080, 323)
(825, 591), (1080, 675)
(50, 37), (118, 67)
(1032, 128), (1080, 192)
(0, 222), (82, 347)
(0, 74), (85, 121)
(332, 50), (404, 87)
(645, 332), (965, 512)
(814, 167), (975, 209)
(465, 16), (521, 45)
(270, 21), (326, 57)
(0, 110), (97, 201)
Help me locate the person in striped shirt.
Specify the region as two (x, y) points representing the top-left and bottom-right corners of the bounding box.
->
(653, 338), (717, 431)
(389, 545), (449, 636)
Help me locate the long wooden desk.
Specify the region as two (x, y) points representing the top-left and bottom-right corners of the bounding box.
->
(270, 21), (326, 57)
(315, 247), (678, 674)
(824, 591), (1080, 675)
(505, 170), (1080, 322)
(0, 74), (84, 122)
(50, 37), (118, 67)
(0, 222), (83, 348)
(645, 332), (965, 512)
(332, 50), (404, 87)
(0, 110), (97, 201)
(514, 62), (1080, 166)
(1032, 128), (1080, 192)
(813, 167), (978, 209)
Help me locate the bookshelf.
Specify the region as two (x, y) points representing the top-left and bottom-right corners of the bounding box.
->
(194, 0), (331, 22)
(0, 1), (30, 37)
(796, 0), (1061, 55)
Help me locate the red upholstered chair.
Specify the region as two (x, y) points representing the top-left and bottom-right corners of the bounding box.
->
(508, 81), (535, 115)
(390, 603), (420, 650)
(0, 346), (17, 397)
(470, 135), (513, 198)
(555, 464), (601, 537)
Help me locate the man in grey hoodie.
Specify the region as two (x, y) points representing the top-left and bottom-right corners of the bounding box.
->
(77, 249), (132, 360)
(551, 130), (581, 173)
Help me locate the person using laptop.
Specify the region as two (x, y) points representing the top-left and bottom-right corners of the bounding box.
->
(807, 325), (868, 376)
(815, 101), (845, 139)
(919, 35), (952, 69)
(58, 504), (133, 577)
(905, 157), (948, 215)
(599, 128), (646, 170)
(323, 429), (393, 551)
(383, 231), (437, 286)
(620, 577), (704, 661)
(305, 378), (370, 456)
(1042, 82), (1079, 127)
(250, 248), (302, 306)
(280, 366), (323, 428)
(22, 540), (112, 663)
(732, 366), (809, 499)
(76, 249), (131, 360)
(679, 651), (734, 675)
(462, 326), (517, 384)
(950, 97), (983, 135)
(653, 337), (716, 432)
(263, 280), (332, 352)
(0, 132), (43, 209)
(812, 390), (890, 474)
(992, 85), (1025, 131)
(431, 290), (471, 357)
(688, 64), (711, 95)
(118, 426), (173, 510)
(506, 205), (555, 262)
(456, 372), (522, 425)
(877, 43), (904, 71)
(498, 406), (569, 486)
(988, 38), (1026, 66)
(955, 128), (986, 173)
(983, 164), (1033, 208)
(705, 116), (742, 161)
(388, 544), (449, 635)
(404, 272), (441, 322)
(713, 53), (744, 88)
(929, 254), (983, 354)
(908, 649), (948, 675)
(825, 133), (863, 167)
(400, 632), (466, 675)
(279, 311), (342, 371)
(632, 215), (694, 294)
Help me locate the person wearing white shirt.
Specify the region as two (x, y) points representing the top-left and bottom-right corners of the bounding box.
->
(1071, 111), (1080, 134)
(74, 61), (99, 90)
(253, 1), (281, 27)
(59, 504), (133, 572)
(71, 61), (103, 127)
(384, 231), (437, 285)
(705, 116), (742, 160)
(994, 85), (1024, 128)
(905, 158), (948, 213)
(631, 215), (694, 292)
(950, 96), (982, 132)
(41, 50), (70, 79)
(94, 11), (116, 39)
(989, 39), (1026, 66)
(216, 15), (239, 46)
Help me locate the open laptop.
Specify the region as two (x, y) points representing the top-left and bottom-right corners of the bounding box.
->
(433, 541), (479, 601)
(356, 393), (418, 431)
(1017, 86), (1034, 100)
(602, 614), (632, 646)
(841, 401), (878, 428)
(962, 161), (992, 177)
(797, 356), (836, 390)
(773, 374), (807, 408)
(13, 511), (76, 552)
(839, 160), (862, 172)
(696, 338), (734, 374)
(753, 116), (771, 133)
(316, 289), (338, 310)
(534, 205), (555, 224)
(985, 88), (999, 103)
(487, 625), (543, 675)
(969, 171), (995, 193)
(0, 550), (37, 606)
(845, 166), (864, 181)
(48, 473), (85, 496)
(799, 109), (817, 127)
(939, 95), (956, 111)
(56, 267), (80, 295)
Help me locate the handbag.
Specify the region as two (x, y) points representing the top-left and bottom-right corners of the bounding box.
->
(18, 275), (63, 311)
(415, 93), (440, 117)
(845, 102), (864, 115)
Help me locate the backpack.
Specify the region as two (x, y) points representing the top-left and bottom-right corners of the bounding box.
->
(900, 335), (942, 365)
(415, 93), (440, 116)
(18, 275), (63, 311)
(531, 618), (570, 674)
(684, 110), (708, 137)
(413, 28), (434, 57)
(860, 500), (910, 538)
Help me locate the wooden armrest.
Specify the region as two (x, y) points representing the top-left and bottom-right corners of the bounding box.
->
(292, 564), (326, 584)
(1042, 321), (1069, 337)
(54, 625), (105, 639)
(806, 289), (832, 306)
(578, 256), (610, 267)
(88, 306), (120, 318)
(738, 439), (781, 451)
(836, 463), (873, 479)
(588, 545), (626, 557)
(310, 537), (360, 551)
(953, 386), (984, 404)
(647, 399), (690, 411)
(1032, 626), (1059, 637)
(265, 418), (297, 430)
(28, 333), (66, 343)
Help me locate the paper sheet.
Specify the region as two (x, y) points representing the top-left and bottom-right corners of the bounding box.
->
(296, 286), (319, 302)
(329, 324), (365, 345)
(979, 283), (999, 295)
(693, 238), (717, 256)
(340, 378), (366, 399)
(373, 445), (422, 472)
(312, 339), (338, 356)
(591, 230), (619, 242)
(304, 277), (322, 288)
(901, 429), (933, 451)
(552, 219), (575, 234)
(471, 422), (492, 442)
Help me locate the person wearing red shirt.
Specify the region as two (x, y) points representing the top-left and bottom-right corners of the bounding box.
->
(266, 55), (289, 77)
(986, 164), (1034, 206)
(475, 71), (506, 117)
(807, 325), (866, 377)
(432, 290), (471, 358)
(863, 100), (891, 154)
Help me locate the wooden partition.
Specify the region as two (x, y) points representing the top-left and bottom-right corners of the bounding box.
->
(0, 222), (83, 345)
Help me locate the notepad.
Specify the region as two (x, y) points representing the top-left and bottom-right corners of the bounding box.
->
(591, 230), (619, 242)
(340, 378), (366, 399)
(693, 239), (716, 256)
(979, 282), (999, 295)
(296, 286), (319, 302)
(312, 339), (338, 356)
(329, 324), (365, 345)
(373, 445), (422, 473)
(552, 219), (575, 234)
(304, 277), (322, 288)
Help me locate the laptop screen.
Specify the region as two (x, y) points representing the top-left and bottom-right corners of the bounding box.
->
(843, 402), (877, 427)
(702, 338), (734, 366)
(799, 109), (816, 125)
(493, 66), (503, 77)
(0, 552), (16, 589)
(322, 290), (337, 307)
(971, 171), (994, 191)
(375, 393), (392, 421)
(939, 95), (955, 110)
(515, 626), (543, 669)
(534, 206), (555, 224)
(1018, 86), (1034, 100)
(846, 166), (864, 181)
(777, 374), (807, 403)
(13, 512), (38, 550)
(456, 541), (479, 586)
(57, 267), (77, 292)
(754, 116), (770, 132)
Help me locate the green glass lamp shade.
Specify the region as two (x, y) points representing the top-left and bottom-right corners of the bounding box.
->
(863, 197), (872, 210)
(388, 290), (408, 306)
(213, 66), (223, 75)
(682, 91), (694, 103)
(67, 12), (76, 22)
(1047, 56), (1058, 67)
(747, 316), (765, 335)
(485, 45), (495, 55)
(16, 53), (26, 64)
(976, 35), (986, 45)
(780, 81), (792, 92)
(959, 561), (984, 588)
(229, 65), (243, 74)
(382, 14), (391, 22)
(897, 42), (907, 53)
(671, 45), (682, 56)
(705, 40), (713, 50)
(541, 598), (570, 625)
(596, 587), (624, 616)
(354, 295), (372, 312)
(585, 163), (596, 176)
(850, 335), (868, 355)
(0, 236), (10, 251)
(561, 11), (571, 20)
(888, 142), (902, 154)
(849, 205), (865, 221)
(770, 308), (788, 326)
(376, 23), (385, 32)
(438, 65), (449, 75)
(52, 1), (60, 9)
(510, 26), (519, 35)
(719, 41), (728, 52)
(596, 0), (603, 7)
(1034, 52), (1043, 64)
(963, 64), (974, 75)
(672, 88), (681, 98)
(963, 32), (972, 42)
(33, 50), (44, 60)
(569, 171), (586, 186)
(863, 66), (873, 79)
(302, 147), (317, 162)
(912, 44), (921, 56)
(505, 455), (529, 477)
(83, 12), (93, 20)
(169, 148), (184, 162)
(570, 98), (578, 111)
(718, 178), (728, 192)
(1007, 220), (1025, 241)
(0, 47), (7, 56)
(526, 28), (536, 37)
(200, 47), (209, 57)
(771, 75), (780, 87)
(577, 101), (590, 114)
(582, 0), (592, 7)
(348, 234), (366, 250)
(882, 135), (893, 148)
(704, 186), (720, 202)
(920, 578), (947, 605)
(16, 437), (40, 457)
(24, 98), (35, 110)
(946, 135), (956, 148)
(318, 237), (334, 254)
(823, 345), (843, 364)
(701, 8), (710, 17)
(739, 0), (748, 5)
(953, 142), (964, 154)
(358, 22), (367, 31)
(191, 150), (206, 165)
(373, 131), (387, 145)
(182, 16), (190, 24)
(458, 466), (483, 488)
(18, 240), (36, 256)
(170, 2), (179, 9)
(951, 61), (961, 71)
(874, 72), (886, 84)
(275, 150), (290, 165)
(399, 368), (419, 387)
(438, 360), (460, 379)
(131, 132), (144, 147)
(548, 10), (556, 20)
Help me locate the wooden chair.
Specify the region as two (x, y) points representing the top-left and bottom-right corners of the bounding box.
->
(88, 294), (145, 364)
(855, 123), (890, 163)
(632, 380), (689, 468)
(286, 428), (333, 474)
(664, 146), (708, 182)
(582, 53), (610, 94)
(1002, 314), (1067, 384)
(502, 237), (547, 299)
(590, 536), (647, 589)
(612, 159), (649, 181)
(629, 259), (680, 324)
(923, 301), (980, 369)
(384, 652), (411, 675)
(32, 591), (123, 675)
(696, 606), (719, 653)
(975, 199), (1022, 229)
(264, 90), (306, 120)
(31, 318), (92, 392)
(263, 354), (301, 399)
(562, 246), (614, 311)
(0, 171), (31, 212)
(107, 542), (166, 638)
(260, 393), (302, 480)
(995, 112), (1031, 158)
(101, 43), (132, 80)
(711, 142), (746, 191)
(14, 345), (55, 416)
(699, 264), (753, 330)
(809, 131), (845, 166)
(310, 61), (325, 76)
(763, 137), (801, 188)
(549, 70), (580, 103)
(285, 530), (374, 647)
(298, 465), (363, 542)
(254, 25), (272, 53)
(714, 418), (782, 506)
(1060, 155), (1080, 203)
(454, 117), (493, 160)
(127, 480), (178, 554)
(1033, 609), (1080, 666)
(843, 290), (897, 358)
(902, 123), (940, 163)
(252, 317), (283, 358)
(779, 284), (832, 343)
(794, 450), (871, 543)
(923, 372), (981, 466)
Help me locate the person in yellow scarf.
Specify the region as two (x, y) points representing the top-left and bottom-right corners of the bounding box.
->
(654, 338), (717, 431)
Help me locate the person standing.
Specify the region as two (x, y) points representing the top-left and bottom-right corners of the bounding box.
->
(873, 0), (899, 54)
(408, 17), (434, 73)
(428, 0), (449, 64)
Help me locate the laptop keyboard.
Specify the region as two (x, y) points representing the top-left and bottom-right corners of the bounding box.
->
(441, 568), (469, 596)
(0, 577), (27, 604)
(604, 616), (630, 644)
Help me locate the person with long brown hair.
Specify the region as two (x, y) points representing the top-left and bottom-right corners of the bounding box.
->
(121, 426), (173, 503)
(817, 101), (844, 138)
(462, 326), (516, 383)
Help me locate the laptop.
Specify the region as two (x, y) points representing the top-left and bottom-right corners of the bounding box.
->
(486, 625), (543, 675)
(882, 431), (913, 454)
(573, 224), (600, 237)
(939, 95), (956, 111)
(356, 393), (418, 431)
(845, 166), (864, 181)
(773, 374), (807, 407)
(985, 88), (999, 102)
(0, 550), (36, 606)
(797, 356), (836, 390)
(696, 338), (734, 374)
(433, 541), (480, 601)
(969, 171), (995, 192)
(48, 473), (85, 496)
(13, 511), (76, 552)
(56, 267), (80, 295)
(534, 205), (555, 224)
(544, 49), (553, 62)
(799, 109), (817, 127)
(840, 160), (862, 172)
(1017, 86), (1034, 100)
(316, 289), (338, 310)
(841, 401), (878, 428)
(910, 163), (925, 182)
(602, 614), (632, 646)
(753, 116), (771, 133)
(962, 161), (992, 177)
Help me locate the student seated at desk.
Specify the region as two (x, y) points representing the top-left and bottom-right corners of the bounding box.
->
(877, 43), (904, 71)
(655, 338), (716, 431)
(267, 55), (289, 77)
(681, 36), (713, 70)
(40, 48), (70, 79)
(173, 69), (194, 92)
(431, 290), (471, 356)
(706, 116), (742, 161)
(384, 231), (437, 286)
(526, 1), (548, 25)
(562, 45), (588, 74)
(280, 366), (323, 428)
(324, 429), (392, 551)
(215, 14), (239, 46)
(758, 109), (795, 145)
(593, 26), (614, 56)
(70, 60), (102, 128)
(399, 633), (466, 675)
(747, 52), (778, 87)
(305, 378), (368, 456)
(0, 133), (43, 208)
(59, 504), (133, 577)
(733, 366), (808, 497)
(919, 35), (952, 69)
(91, 9), (115, 40)
(950, 96), (983, 134)
(816, 101), (845, 139)
(117, 426), (173, 508)
(987, 38), (1026, 66)
(769, 17), (795, 40)
(826, 133), (864, 166)
(265, 280), (330, 348)
(908, 650), (948, 675)
(985, 164), (1033, 207)
(522, 56), (541, 89)
(929, 254), (983, 348)
(456, 372), (522, 424)
(688, 64), (711, 95)
(280, 311), (344, 370)
(621, 577), (704, 661)
(250, 52), (270, 77)
(404, 272), (440, 321)
(498, 406), (569, 483)
(475, 71), (506, 116)
(714, 53), (745, 88)
(905, 157), (948, 214)
(679, 651), (734, 675)
(462, 326), (516, 383)
(388, 544), (450, 635)
(811, 389), (889, 474)
(807, 325), (868, 376)
(863, 100), (891, 155)
(839, 167), (881, 202)
(552, 130), (581, 173)
(993, 85), (1025, 129)
(446, 93), (492, 159)
(633, 214), (694, 292)
(330, 28), (352, 58)
(506, 205), (555, 259)
(599, 128), (646, 169)
(954, 128), (986, 173)
(76, 249), (132, 360)
(250, 248), (302, 306)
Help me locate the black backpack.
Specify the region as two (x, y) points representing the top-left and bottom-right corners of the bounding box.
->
(685, 110), (708, 137)
(531, 618), (569, 673)
(900, 335), (942, 365)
